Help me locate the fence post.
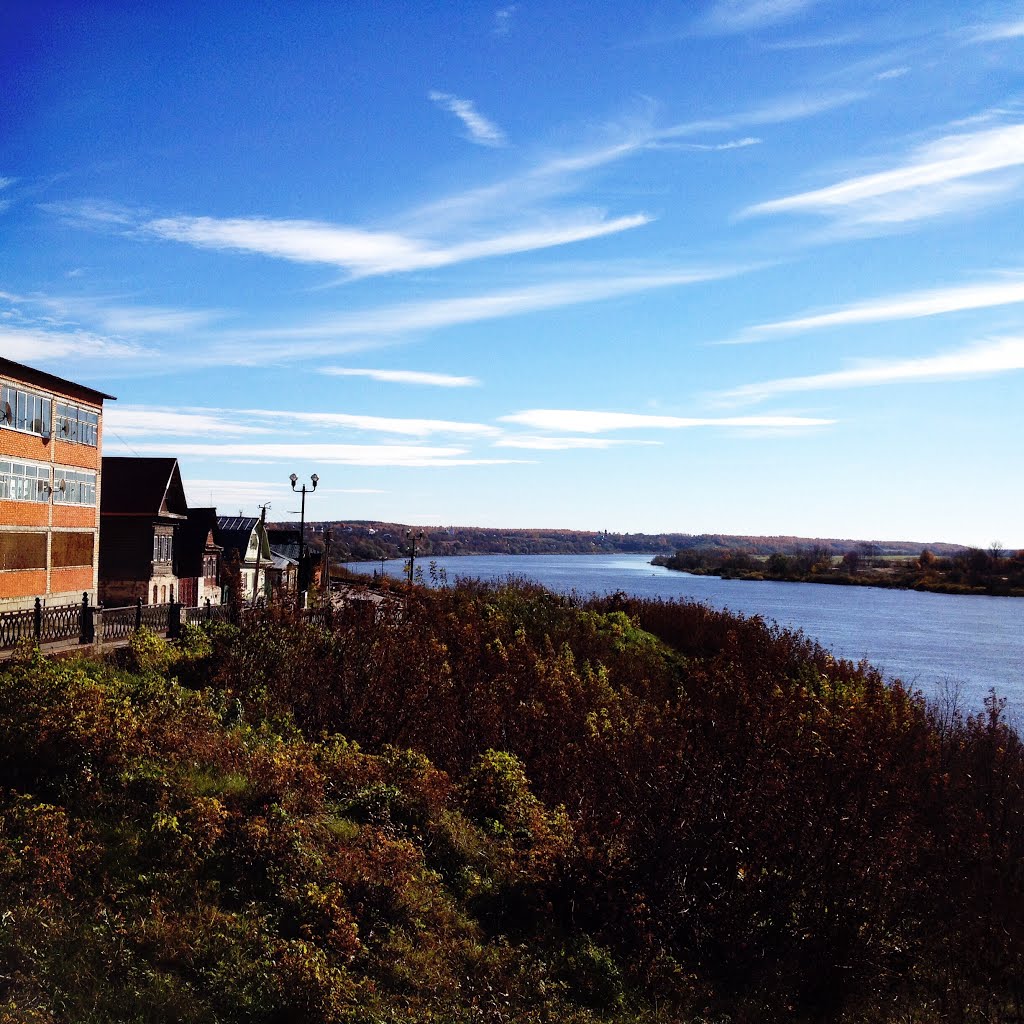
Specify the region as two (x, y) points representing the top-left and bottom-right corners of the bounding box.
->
(168, 600), (181, 640)
(135, 598), (142, 632)
(94, 607), (104, 654)
(33, 598), (42, 641)
(79, 592), (93, 645)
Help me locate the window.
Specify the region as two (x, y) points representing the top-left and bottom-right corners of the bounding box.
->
(54, 402), (99, 447)
(52, 532), (94, 567)
(53, 467), (97, 506)
(0, 383), (52, 439)
(152, 533), (173, 563)
(0, 532), (46, 570)
(0, 459), (50, 503)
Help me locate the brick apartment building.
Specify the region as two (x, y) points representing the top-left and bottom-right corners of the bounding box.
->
(0, 358), (115, 612)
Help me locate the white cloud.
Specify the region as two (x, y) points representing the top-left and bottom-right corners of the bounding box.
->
(0, 324), (143, 362)
(875, 67), (910, 81)
(103, 403), (498, 439)
(429, 91), (507, 147)
(501, 410), (834, 432)
(264, 410), (499, 438)
(648, 137), (762, 152)
(99, 306), (226, 333)
(700, 0), (820, 33)
(0, 177), (14, 190)
(406, 90), (864, 233)
(144, 210), (648, 277)
(195, 265), (743, 364)
(494, 435), (662, 450)
(728, 275), (1024, 343)
(104, 440), (524, 467)
(966, 19), (1024, 43)
(182, 478), (386, 509)
(319, 367), (480, 387)
(718, 336), (1024, 404)
(493, 4), (517, 35)
(742, 122), (1024, 225)
(105, 406), (272, 438)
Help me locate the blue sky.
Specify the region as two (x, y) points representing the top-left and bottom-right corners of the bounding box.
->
(3, 1), (1023, 546)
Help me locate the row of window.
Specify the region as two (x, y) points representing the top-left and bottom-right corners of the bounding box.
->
(0, 459), (97, 505)
(55, 402), (100, 446)
(0, 382), (99, 447)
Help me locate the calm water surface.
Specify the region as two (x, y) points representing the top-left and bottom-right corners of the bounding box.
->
(348, 553), (1024, 715)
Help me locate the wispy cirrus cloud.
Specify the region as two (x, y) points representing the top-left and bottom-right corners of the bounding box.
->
(429, 91), (507, 147)
(182, 478), (385, 509)
(106, 404), (499, 439)
(726, 274), (1024, 343)
(199, 264), (745, 364)
(494, 435), (662, 450)
(104, 440), (524, 468)
(718, 336), (1024, 404)
(0, 324), (144, 363)
(493, 5), (517, 35)
(142, 210), (648, 277)
(965, 19), (1024, 43)
(501, 410), (833, 432)
(741, 121), (1024, 226)
(699, 0), (821, 34)
(319, 367), (480, 387)
(406, 90), (864, 233)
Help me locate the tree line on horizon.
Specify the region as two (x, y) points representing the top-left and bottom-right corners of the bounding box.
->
(286, 521), (970, 566)
(654, 540), (1024, 597)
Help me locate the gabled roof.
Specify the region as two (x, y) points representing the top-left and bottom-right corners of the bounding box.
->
(177, 507), (222, 576)
(216, 516), (271, 562)
(101, 457), (188, 519)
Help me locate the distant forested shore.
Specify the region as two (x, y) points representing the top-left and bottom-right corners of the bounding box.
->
(653, 541), (1024, 597)
(296, 520), (969, 564)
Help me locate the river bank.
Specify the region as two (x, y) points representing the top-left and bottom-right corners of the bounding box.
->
(344, 554), (1024, 715)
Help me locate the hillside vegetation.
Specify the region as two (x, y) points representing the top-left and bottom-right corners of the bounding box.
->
(1, 582), (1021, 1023)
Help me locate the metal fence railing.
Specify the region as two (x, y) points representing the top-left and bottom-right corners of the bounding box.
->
(0, 591), (393, 653)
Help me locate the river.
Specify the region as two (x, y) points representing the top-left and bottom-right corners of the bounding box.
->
(346, 553), (1024, 717)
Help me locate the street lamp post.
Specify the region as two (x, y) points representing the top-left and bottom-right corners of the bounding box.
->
(406, 529), (425, 587)
(289, 472), (318, 594)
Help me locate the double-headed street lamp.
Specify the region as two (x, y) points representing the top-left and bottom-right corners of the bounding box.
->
(289, 472), (318, 592)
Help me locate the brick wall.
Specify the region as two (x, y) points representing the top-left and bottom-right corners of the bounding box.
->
(0, 569), (47, 600)
(0, 362), (107, 609)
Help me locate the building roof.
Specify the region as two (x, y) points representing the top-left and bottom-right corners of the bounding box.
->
(101, 457), (188, 519)
(177, 507), (222, 576)
(0, 357), (117, 404)
(216, 516), (271, 563)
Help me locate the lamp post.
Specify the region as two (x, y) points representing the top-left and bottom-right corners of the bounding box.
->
(406, 529), (425, 587)
(289, 472), (318, 593)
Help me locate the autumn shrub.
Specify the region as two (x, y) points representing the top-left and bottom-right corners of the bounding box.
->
(1, 583), (1022, 1023)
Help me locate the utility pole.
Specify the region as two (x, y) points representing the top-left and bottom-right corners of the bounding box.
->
(252, 502), (269, 606)
(323, 527), (332, 594)
(406, 529), (424, 587)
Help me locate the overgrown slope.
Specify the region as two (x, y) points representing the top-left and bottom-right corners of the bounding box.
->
(1, 582), (1021, 1023)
